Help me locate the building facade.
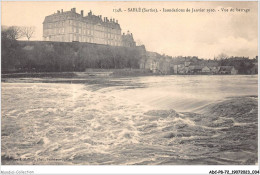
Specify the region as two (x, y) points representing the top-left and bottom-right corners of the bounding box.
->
(43, 8), (135, 47)
(122, 31), (136, 47)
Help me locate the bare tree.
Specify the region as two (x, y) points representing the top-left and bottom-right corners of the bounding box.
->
(21, 26), (35, 40)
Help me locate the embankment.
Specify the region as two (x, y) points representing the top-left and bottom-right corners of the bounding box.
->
(1, 40), (146, 72)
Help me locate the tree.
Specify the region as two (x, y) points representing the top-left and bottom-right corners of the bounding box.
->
(21, 26), (35, 40)
(2, 26), (24, 40)
(216, 53), (229, 60)
(1, 26), (23, 71)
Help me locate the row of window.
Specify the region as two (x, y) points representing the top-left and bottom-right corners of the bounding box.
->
(70, 35), (93, 43)
(44, 28), (65, 35)
(69, 20), (120, 31)
(69, 20), (93, 29)
(43, 26), (120, 36)
(44, 34), (122, 46)
(44, 28), (121, 42)
(72, 27), (120, 35)
(71, 34), (121, 45)
(45, 21), (121, 34)
(46, 21), (65, 28)
(93, 31), (121, 40)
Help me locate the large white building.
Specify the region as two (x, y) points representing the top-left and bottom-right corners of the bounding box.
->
(43, 8), (136, 47)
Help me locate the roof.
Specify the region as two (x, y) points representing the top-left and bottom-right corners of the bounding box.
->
(202, 66), (210, 69)
(219, 66), (235, 72)
(146, 51), (160, 60)
(43, 9), (121, 30)
(190, 65), (203, 70)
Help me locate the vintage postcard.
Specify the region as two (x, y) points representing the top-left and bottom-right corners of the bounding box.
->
(1, 1), (259, 174)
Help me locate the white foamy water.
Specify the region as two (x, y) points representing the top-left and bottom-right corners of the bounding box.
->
(1, 75), (258, 165)
(2, 82), (151, 164)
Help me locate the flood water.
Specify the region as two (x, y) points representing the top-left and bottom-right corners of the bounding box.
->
(1, 75), (258, 165)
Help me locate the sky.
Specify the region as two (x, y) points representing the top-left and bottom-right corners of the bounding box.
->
(1, 1), (258, 59)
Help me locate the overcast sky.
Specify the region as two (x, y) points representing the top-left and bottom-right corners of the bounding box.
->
(1, 1), (258, 59)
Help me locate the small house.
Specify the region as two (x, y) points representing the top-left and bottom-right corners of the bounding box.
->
(202, 66), (211, 73)
(218, 66), (238, 75)
(189, 65), (203, 74)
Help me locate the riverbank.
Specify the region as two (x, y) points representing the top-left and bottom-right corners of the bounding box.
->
(1, 69), (154, 79)
(2, 69), (256, 80)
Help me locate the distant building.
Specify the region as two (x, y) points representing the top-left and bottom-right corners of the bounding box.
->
(122, 31), (136, 47)
(175, 64), (184, 74)
(209, 66), (220, 74)
(146, 52), (159, 73)
(43, 8), (136, 47)
(249, 64), (258, 74)
(158, 58), (171, 74)
(173, 65), (178, 74)
(184, 61), (191, 67)
(189, 65), (203, 74)
(218, 66), (238, 75)
(140, 52), (173, 74)
(202, 66), (211, 73)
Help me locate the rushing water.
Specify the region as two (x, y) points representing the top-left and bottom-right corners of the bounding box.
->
(1, 75), (258, 165)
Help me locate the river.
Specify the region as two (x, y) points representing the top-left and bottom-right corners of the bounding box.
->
(1, 75), (258, 165)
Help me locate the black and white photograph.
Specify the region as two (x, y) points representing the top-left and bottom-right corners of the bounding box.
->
(1, 0), (259, 174)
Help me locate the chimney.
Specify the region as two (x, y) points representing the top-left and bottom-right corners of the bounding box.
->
(103, 17), (106, 21)
(113, 18), (115, 22)
(81, 10), (84, 16)
(110, 18), (112, 22)
(61, 9), (63, 13)
(88, 10), (92, 16)
(100, 15), (102, 19)
(116, 20), (118, 23)
(57, 10), (60, 13)
(72, 8), (76, 13)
